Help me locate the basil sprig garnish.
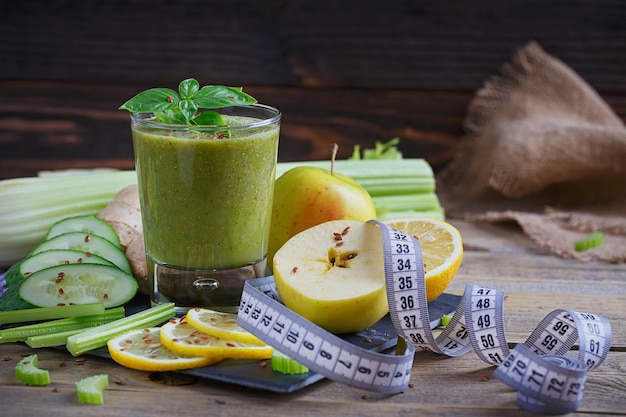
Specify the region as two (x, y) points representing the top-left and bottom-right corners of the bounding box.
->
(119, 78), (257, 126)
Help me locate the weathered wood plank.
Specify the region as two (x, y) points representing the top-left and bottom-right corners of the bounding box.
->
(0, 81), (470, 179)
(1, 1), (626, 91)
(0, 342), (623, 416)
(3, 81), (626, 180)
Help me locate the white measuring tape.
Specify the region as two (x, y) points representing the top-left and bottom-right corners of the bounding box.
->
(237, 220), (612, 414)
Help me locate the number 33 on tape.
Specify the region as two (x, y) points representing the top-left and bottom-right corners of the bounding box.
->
(237, 221), (612, 415)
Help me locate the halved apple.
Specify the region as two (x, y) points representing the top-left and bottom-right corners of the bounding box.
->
(272, 219), (388, 334)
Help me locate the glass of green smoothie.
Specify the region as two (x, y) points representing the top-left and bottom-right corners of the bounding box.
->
(121, 80), (280, 314)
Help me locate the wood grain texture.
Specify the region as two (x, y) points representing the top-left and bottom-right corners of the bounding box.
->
(2, 0), (626, 90)
(2, 0), (626, 180)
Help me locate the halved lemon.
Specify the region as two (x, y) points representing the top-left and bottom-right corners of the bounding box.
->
(107, 327), (218, 372)
(185, 308), (266, 345)
(160, 317), (274, 360)
(383, 216), (463, 301)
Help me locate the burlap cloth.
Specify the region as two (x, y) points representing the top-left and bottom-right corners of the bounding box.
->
(436, 41), (626, 263)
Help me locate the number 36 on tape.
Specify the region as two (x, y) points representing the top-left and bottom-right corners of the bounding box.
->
(237, 220), (612, 415)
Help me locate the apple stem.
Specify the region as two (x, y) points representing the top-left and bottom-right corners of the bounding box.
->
(330, 143), (338, 176)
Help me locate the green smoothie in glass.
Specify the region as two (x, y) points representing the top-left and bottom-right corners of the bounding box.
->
(121, 80), (280, 313)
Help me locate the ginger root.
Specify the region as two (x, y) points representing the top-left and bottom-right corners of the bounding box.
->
(97, 185), (149, 294)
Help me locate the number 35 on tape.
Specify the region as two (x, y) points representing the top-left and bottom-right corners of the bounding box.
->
(237, 221), (612, 415)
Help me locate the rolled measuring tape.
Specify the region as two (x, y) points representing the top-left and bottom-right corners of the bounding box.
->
(237, 220), (612, 413)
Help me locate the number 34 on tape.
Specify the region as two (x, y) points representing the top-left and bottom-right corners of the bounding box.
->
(237, 221), (612, 415)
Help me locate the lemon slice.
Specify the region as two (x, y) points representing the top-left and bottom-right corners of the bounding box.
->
(185, 308), (266, 345)
(383, 216), (463, 301)
(160, 317), (274, 360)
(107, 327), (218, 372)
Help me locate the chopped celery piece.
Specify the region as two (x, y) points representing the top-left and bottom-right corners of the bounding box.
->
(66, 303), (175, 356)
(441, 314), (452, 327)
(15, 354), (50, 386)
(0, 306), (125, 343)
(76, 374), (109, 405)
(271, 349), (309, 374)
(0, 302), (105, 325)
(575, 232), (604, 252)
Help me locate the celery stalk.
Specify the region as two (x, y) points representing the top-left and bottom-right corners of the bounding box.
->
(275, 158), (434, 180)
(26, 328), (87, 348)
(66, 303), (175, 356)
(372, 193), (442, 213)
(356, 177), (435, 196)
(0, 307), (125, 343)
(0, 302), (105, 325)
(378, 209), (445, 221)
(0, 170), (137, 268)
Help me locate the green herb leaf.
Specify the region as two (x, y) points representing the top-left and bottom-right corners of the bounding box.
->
(191, 110), (226, 126)
(154, 108), (187, 124)
(193, 85), (257, 109)
(119, 79), (258, 126)
(178, 78), (200, 100)
(178, 99), (199, 123)
(118, 88), (179, 113)
(349, 138), (403, 160)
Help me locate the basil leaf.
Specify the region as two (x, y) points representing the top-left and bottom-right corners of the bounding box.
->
(154, 108), (187, 124)
(178, 78), (200, 100)
(191, 110), (226, 126)
(193, 86), (257, 109)
(118, 88), (179, 113)
(178, 99), (198, 123)
(119, 80), (259, 127)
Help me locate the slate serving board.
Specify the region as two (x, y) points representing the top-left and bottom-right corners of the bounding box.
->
(0, 270), (461, 393)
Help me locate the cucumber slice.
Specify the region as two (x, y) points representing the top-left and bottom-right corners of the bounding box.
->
(19, 264), (138, 308)
(19, 249), (115, 279)
(30, 232), (131, 274)
(4, 261), (23, 287)
(0, 285), (37, 311)
(46, 215), (121, 248)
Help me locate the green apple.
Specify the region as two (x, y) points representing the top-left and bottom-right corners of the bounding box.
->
(267, 166), (377, 269)
(273, 219), (388, 334)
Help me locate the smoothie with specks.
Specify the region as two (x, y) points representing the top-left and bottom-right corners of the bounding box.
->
(130, 105), (280, 310)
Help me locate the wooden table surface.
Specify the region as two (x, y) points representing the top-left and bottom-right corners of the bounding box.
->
(0, 219), (624, 417)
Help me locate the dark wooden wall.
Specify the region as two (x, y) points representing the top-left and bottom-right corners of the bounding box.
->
(2, 0), (626, 179)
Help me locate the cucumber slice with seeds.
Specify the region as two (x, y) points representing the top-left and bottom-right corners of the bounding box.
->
(30, 232), (131, 274)
(19, 263), (138, 308)
(19, 249), (116, 279)
(46, 215), (121, 248)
